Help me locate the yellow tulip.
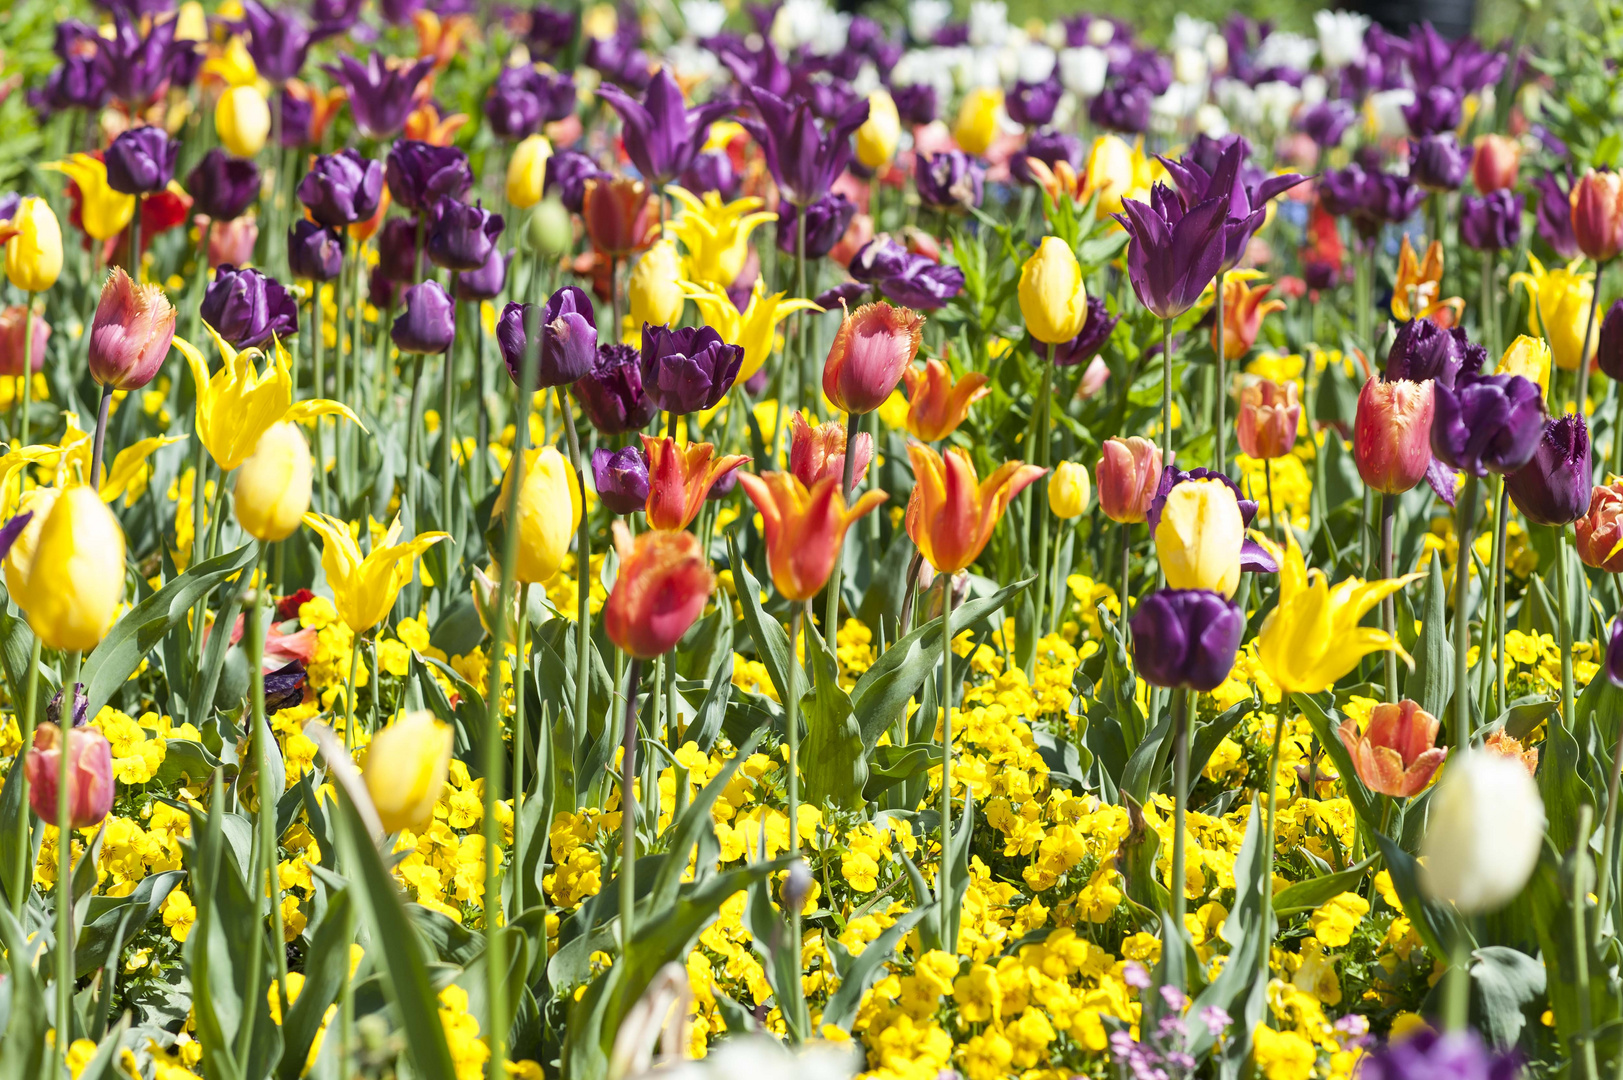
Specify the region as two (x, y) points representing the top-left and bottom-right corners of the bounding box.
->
(1153, 478), (1243, 597)
(302, 513), (450, 634)
(200, 36), (261, 88)
(507, 134), (552, 209)
(364, 710), (453, 833)
(1018, 236), (1088, 344)
(47, 414), (187, 506)
(1048, 461), (1090, 519)
(2, 197), (63, 293)
(1496, 335), (1552, 398)
(1255, 534), (1422, 694)
(855, 90), (901, 169)
(1509, 254), (1596, 372)
(953, 87), (1002, 157)
(681, 278), (821, 382)
(4, 486), (58, 610)
(216, 85), (272, 158)
(44, 155), (136, 242)
(234, 421), (313, 542)
(174, 327), (361, 471)
(1081, 135), (1159, 216)
(23, 487), (126, 652)
(174, 1), (208, 41)
(664, 186), (776, 288)
(493, 446), (581, 584)
(627, 239), (685, 331)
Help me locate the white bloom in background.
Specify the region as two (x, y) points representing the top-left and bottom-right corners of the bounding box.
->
(1012, 42), (1057, 83)
(851, 61), (880, 97)
(1367, 87), (1415, 138)
(1255, 80), (1303, 130)
(968, 0), (1009, 47)
(772, 0), (848, 56)
(1300, 73), (1328, 107)
(1169, 14), (1215, 52)
(1058, 46), (1108, 97)
(1421, 751), (1545, 915)
(893, 48), (956, 108)
(1195, 103), (1230, 137)
(1254, 31), (1318, 75)
(1215, 79), (1261, 129)
(1173, 45), (1209, 87)
(680, 0), (727, 40)
(1086, 18), (1115, 46)
(1205, 33), (1229, 75)
(1316, 9), (1371, 68)
(954, 47), (1002, 90)
(646, 1036), (861, 1080)
(1153, 83), (1203, 125)
(908, 0), (952, 44)
(667, 42), (720, 82)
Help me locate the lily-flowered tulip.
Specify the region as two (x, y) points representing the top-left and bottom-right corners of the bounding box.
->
(1115, 183), (1229, 320)
(105, 126), (179, 195)
(576, 343), (657, 435)
(45, 156), (134, 243)
(1048, 461), (1090, 519)
(1577, 481), (1623, 572)
(494, 446), (581, 583)
(364, 711), (453, 833)
(603, 523), (714, 659)
(582, 176), (659, 258)
(1432, 371), (1547, 477)
(201, 265), (299, 349)
(2, 196), (64, 292)
(1420, 750), (1545, 914)
(855, 89), (900, 169)
(1255, 534), (1421, 694)
(1152, 476), (1244, 597)
(324, 52), (435, 140)
(1571, 170), (1623, 263)
(1019, 237), (1088, 345)
(1096, 437), (1162, 524)
(642, 435), (749, 531)
(664, 186), (776, 288)
(788, 411), (872, 492)
(23, 487), (126, 651)
(681, 278), (820, 383)
(188, 149), (260, 222)
(4, 489), (53, 605)
(1510, 255), (1597, 372)
(1337, 699), (1447, 797)
(738, 86), (868, 207)
(303, 513), (449, 633)
(905, 443), (1045, 574)
(824, 301), (925, 416)
(26, 723), (115, 829)
(1505, 413), (1593, 527)
(1391, 235), (1463, 326)
(1236, 377), (1300, 460)
(1354, 378), (1436, 494)
(1129, 588), (1245, 691)
(901, 358), (990, 442)
(88, 266), (176, 390)
(628, 239), (685, 330)
(0, 305), (48, 376)
(233, 421), (313, 542)
(591, 445), (651, 515)
(216, 85), (272, 159)
(506, 134), (552, 209)
(599, 67), (732, 187)
(1472, 133), (1521, 193)
(738, 471), (887, 602)
(1213, 276), (1285, 361)
(640, 324), (743, 415)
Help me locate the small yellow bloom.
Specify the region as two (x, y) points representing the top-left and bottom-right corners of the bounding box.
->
(2, 197), (64, 293)
(302, 513), (450, 633)
(953, 87), (1002, 157)
(855, 90), (901, 169)
(664, 186), (776, 288)
(506, 134), (552, 209)
(1018, 236), (1088, 344)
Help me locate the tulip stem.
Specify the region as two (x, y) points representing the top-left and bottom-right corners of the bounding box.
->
(822, 409), (863, 650)
(1214, 270), (1226, 475)
(246, 543), (290, 1032)
(128, 198), (141, 284)
(238, 549), (267, 1067)
(1494, 491), (1509, 721)
(474, 310), (488, 500)
(442, 287), (460, 547)
(405, 353), (427, 529)
(1119, 523), (1131, 641)
(1580, 259), (1607, 426)
(619, 656), (642, 951)
(1557, 525), (1577, 733)
(1380, 493), (1397, 703)
(312, 284), (330, 513)
(557, 391), (591, 750)
(89, 383), (113, 493)
(1028, 351), (1055, 680)
(1570, 802), (1601, 1080)
(513, 583), (530, 915)
(938, 583), (958, 952)
(9, 635), (40, 918)
(1452, 474), (1481, 753)
(1169, 688), (1191, 946)
(19, 292), (34, 444)
(1599, 686), (1623, 922)
(342, 635), (361, 753)
(1262, 700), (1288, 984)
(787, 606), (805, 1022)
(55, 649), (82, 1062)
(1160, 317), (1174, 475)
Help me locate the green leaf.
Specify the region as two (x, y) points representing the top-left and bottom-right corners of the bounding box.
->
(725, 531), (792, 704)
(277, 889), (353, 1080)
(1538, 712), (1595, 855)
(1373, 830), (1469, 959)
(0, 905), (48, 1080)
(743, 873), (809, 1042)
(1404, 557), (1453, 720)
(821, 908), (928, 1032)
(1120, 708), (1172, 806)
(1468, 945), (1545, 1048)
(801, 626), (867, 812)
(1272, 856), (1377, 915)
(74, 869), (181, 977)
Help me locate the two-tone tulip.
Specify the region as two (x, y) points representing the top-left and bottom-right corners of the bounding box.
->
(1471, 134), (1521, 193)
(901, 358), (990, 442)
(26, 723), (114, 829)
(737, 471), (887, 601)
(1578, 481), (1623, 572)
(1571, 170), (1623, 263)
(788, 412), (872, 492)
(603, 523), (714, 659)
(905, 443), (1045, 574)
(823, 301), (924, 415)
(1354, 377), (1435, 495)
(1151, 475), (1244, 597)
(642, 435), (749, 531)
(1235, 377), (1299, 460)
(1213, 277), (1285, 361)
(1337, 699), (1447, 798)
(0, 305), (48, 376)
(1096, 436), (1162, 523)
(87, 266), (176, 390)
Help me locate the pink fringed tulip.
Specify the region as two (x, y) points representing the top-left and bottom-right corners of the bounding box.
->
(87, 266), (177, 390)
(822, 301), (924, 415)
(1353, 377), (1435, 495)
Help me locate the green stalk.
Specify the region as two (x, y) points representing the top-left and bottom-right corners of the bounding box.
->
(1579, 259), (1607, 423)
(312, 283), (330, 512)
(1028, 350), (1055, 680)
(822, 409), (862, 648)
(1568, 804), (1600, 1080)
(1557, 525), (1577, 732)
(1453, 475), (1482, 752)
(1214, 270), (1226, 475)
(1380, 493), (1398, 702)
(342, 635), (361, 753)
(1160, 317), (1174, 472)
(333, 245), (349, 504)
(618, 657), (642, 950)
(787, 606), (805, 1036)
(794, 212), (808, 419)
(938, 584), (957, 950)
(9, 637), (40, 917)
(1169, 688), (1191, 940)
(512, 584), (530, 914)
(19, 292), (34, 443)
(1494, 493), (1508, 722)
(56, 649), (82, 1061)
(556, 393), (591, 750)
(1261, 702), (1287, 982)
(404, 353), (427, 525)
(247, 545), (290, 1020)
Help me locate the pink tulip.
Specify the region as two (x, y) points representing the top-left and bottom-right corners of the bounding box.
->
(87, 266), (177, 391)
(1353, 377), (1435, 495)
(26, 722), (115, 830)
(1096, 436), (1162, 524)
(0, 304), (48, 376)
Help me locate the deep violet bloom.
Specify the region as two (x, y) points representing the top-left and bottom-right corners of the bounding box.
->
(638, 324), (743, 414)
(187, 149), (260, 221)
(591, 445), (651, 514)
(1114, 183), (1231, 320)
(737, 86), (869, 206)
(1130, 589), (1245, 692)
(576, 343), (658, 434)
(385, 141), (473, 214)
(391, 281), (457, 354)
(426, 198), (505, 273)
(105, 125), (178, 195)
(498, 286), (598, 388)
(297, 148), (384, 227)
(1504, 413), (1592, 527)
(598, 67), (733, 186)
(1460, 191), (1523, 252)
(1431, 371), (1547, 477)
(201, 266), (299, 349)
(915, 151), (985, 211)
(776, 193), (856, 259)
(324, 52), (435, 139)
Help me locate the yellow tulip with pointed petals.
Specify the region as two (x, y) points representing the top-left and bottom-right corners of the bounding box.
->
(44, 156), (135, 243)
(302, 513), (450, 634)
(664, 185), (777, 288)
(682, 278), (822, 382)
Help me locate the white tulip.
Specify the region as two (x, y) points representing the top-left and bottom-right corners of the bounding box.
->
(1316, 9), (1371, 69)
(967, 0), (1008, 47)
(1420, 750), (1545, 915)
(907, 0), (952, 44)
(679, 0), (727, 39)
(1058, 46), (1107, 97)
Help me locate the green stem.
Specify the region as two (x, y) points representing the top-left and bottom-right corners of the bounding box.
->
(1453, 475), (1482, 752)
(1261, 702), (1287, 983)
(248, 545), (290, 1022)
(9, 636), (40, 917)
(787, 605), (806, 1040)
(1160, 317), (1174, 473)
(1558, 525), (1577, 732)
(342, 635), (361, 753)
(618, 657), (642, 950)
(823, 409), (862, 649)
(56, 649), (82, 1061)
(1579, 259), (1607, 424)
(1570, 804), (1600, 1080)
(557, 394), (591, 745)
(794, 213), (808, 418)
(512, 584), (530, 914)
(90, 383), (113, 493)
(312, 284), (329, 512)
(1028, 351), (1055, 680)
(1170, 688), (1191, 939)
(19, 293), (34, 443)
(938, 584), (957, 951)
(1494, 492), (1508, 721)
(1215, 270), (1226, 475)
(1380, 493), (1397, 702)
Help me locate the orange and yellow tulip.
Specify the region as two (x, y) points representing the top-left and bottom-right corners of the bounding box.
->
(1391, 235), (1464, 326)
(641, 435), (749, 531)
(1213, 276), (1285, 361)
(737, 472), (887, 602)
(905, 443), (1045, 574)
(901, 359), (990, 442)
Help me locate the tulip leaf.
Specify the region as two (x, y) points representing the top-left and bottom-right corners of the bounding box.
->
(1187, 701), (1250, 793)
(0, 904), (48, 1080)
(1402, 557), (1453, 722)
(1466, 945), (1545, 1048)
(681, 652), (733, 753)
(74, 868), (182, 978)
(1120, 707), (1172, 807)
(800, 626), (868, 812)
(1537, 708), (1594, 856)
(724, 530), (792, 705)
(821, 907), (928, 1033)
(1271, 855), (1377, 916)
(743, 873), (810, 1042)
(1373, 829), (1469, 960)
(1184, 798), (1268, 1060)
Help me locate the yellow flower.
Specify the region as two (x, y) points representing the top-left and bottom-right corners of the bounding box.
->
(1255, 534), (1422, 694)
(506, 133), (551, 209)
(216, 84), (272, 158)
(664, 186), (776, 288)
(1018, 236), (1088, 344)
(302, 513), (450, 633)
(1253, 1025), (1317, 1080)
(492, 446), (580, 585)
(1309, 890), (1369, 947)
(1496, 334), (1551, 397)
(1154, 478), (1244, 597)
(953, 87), (1002, 157)
(23, 486), (126, 651)
(200, 35), (261, 89)
(681, 278), (821, 382)
(1510, 253), (1596, 372)
(365, 710), (452, 833)
(234, 421), (313, 542)
(1048, 461), (1090, 519)
(1081, 134), (1159, 216)
(627, 238), (685, 331)
(2, 196), (63, 293)
(45, 156), (136, 243)
(855, 89), (901, 169)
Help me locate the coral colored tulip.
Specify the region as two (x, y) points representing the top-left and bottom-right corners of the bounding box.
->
(87, 266), (176, 390)
(1504, 413), (1592, 527)
(25, 723), (114, 829)
(823, 301), (924, 415)
(1354, 377), (1435, 495)
(494, 445), (582, 583)
(1578, 481), (1623, 572)
(737, 471), (887, 602)
(1483, 729), (1539, 776)
(0, 304), (48, 376)
(364, 710), (452, 833)
(1571, 170), (1623, 263)
(23, 487), (126, 651)
(1213, 277), (1285, 361)
(1471, 134), (1521, 193)
(1129, 588), (1244, 691)
(900, 359), (990, 443)
(1153, 477), (1244, 598)
(1048, 461), (1090, 519)
(788, 411), (872, 492)
(641, 435), (749, 531)
(1096, 436), (1162, 524)
(904, 442), (1045, 574)
(581, 176), (658, 258)
(234, 421), (313, 542)
(302, 513), (449, 633)
(1019, 237), (1089, 345)
(1235, 377), (1299, 460)
(1337, 699), (1448, 797)
(603, 522), (714, 659)
(2, 196), (64, 293)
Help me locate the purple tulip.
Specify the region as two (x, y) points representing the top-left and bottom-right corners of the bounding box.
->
(276, 89), (313, 147)
(576, 343), (657, 434)
(1401, 85), (1463, 138)
(427, 198), (504, 273)
(386, 141), (473, 215)
(680, 151), (738, 200)
(1129, 589), (1245, 692)
(187, 149), (259, 222)
(545, 149), (609, 214)
(236, 0), (337, 84)
(1608, 617), (1623, 687)
(1534, 172), (1580, 260)
(95, 11), (181, 109)
(1158, 137), (1305, 272)
(1366, 172), (1426, 225)
(325, 52), (435, 140)
(1409, 133), (1470, 192)
(298, 148), (385, 227)
(639, 324), (743, 415)
(455, 248), (509, 301)
(1432, 371), (1547, 477)
(877, 254), (964, 311)
(1297, 100), (1355, 148)
(1505, 413), (1592, 527)
(1599, 299), (1623, 381)
(1115, 183), (1230, 320)
(1148, 466), (1278, 575)
(1089, 81), (1153, 134)
(813, 280), (870, 310)
(891, 83), (937, 126)
(599, 68), (732, 187)
(1461, 191), (1523, 252)
(201, 266), (299, 349)
(1011, 129), (1083, 187)
(849, 235), (911, 284)
(392, 281), (457, 355)
(378, 0), (424, 25)
(527, 4), (577, 59)
(1051, 296), (1118, 367)
(586, 24), (652, 92)
(35, 52), (108, 115)
(1006, 77), (1062, 128)
(287, 220), (345, 282)
(498, 287), (598, 388)
(591, 445), (651, 515)
(1405, 23), (1507, 97)
(1318, 164), (1372, 220)
(718, 39), (791, 99)
(484, 64), (575, 140)
(776, 193), (856, 259)
(105, 126), (178, 195)
(369, 266), (403, 311)
(377, 218), (421, 283)
(915, 150), (984, 211)
(739, 86), (868, 207)
(310, 0), (364, 32)
(1386, 319), (1461, 388)
(1357, 1030), (1516, 1080)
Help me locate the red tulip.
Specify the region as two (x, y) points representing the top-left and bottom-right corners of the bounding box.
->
(1353, 377), (1435, 495)
(602, 523), (714, 659)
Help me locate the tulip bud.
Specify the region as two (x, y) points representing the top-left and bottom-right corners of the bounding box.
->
(1471, 133), (1521, 193)
(1096, 436), (1162, 523)
(507, 133), (553, 209)
(1235, 377), (1300, 460)
(1599, 300), (1623, 382)
(590, 444), (651, 515)
(470, 565), (521, 638)
(1153, 478), (1244, 598)
(953, 86), (1001, 157)
(234, 421), (313, 542)
(1019, 237), (1089, 345)
(628, 239), (685, 330)
(364, 711), (453, 833)
(493, 445), (581, 584)
(391, 281), (457, 355)
(1577, 481), (1623, 572)
(855, 90), (901, 169)
(1129, 588), (1245, 691)
(524, 198), (573, 256)
(3, 196), (63, 293)
(23, 487), (126, 652)
(1505, 413), (1592, 527)
(1354, 377), (1435, 494)
(25, 722), (114, 830)
(823, 301), (925, 415)
(1496, 334), (1552, 397)
(1048, 461), (1090, 519)
(216, 85), (273, 159)
(1420, 750), (1544, 914)
(0, 304), (48, 376)
(780, 860), (815, 914)
(87, 267), (177, 391)
(105, 126), (180, 196)
(603, 521), (715, 659)
(1571, 170), (1623, 263)
(1336, 698), (1447, 797)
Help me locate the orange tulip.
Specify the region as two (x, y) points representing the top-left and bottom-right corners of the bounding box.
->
(1391, 234), (1464, 326)
(413, 10), (475, 70)
(1235, 377), (1300, 459)
(902, 358), (991, 442)
(788, 411), (872, 491)
(641, 434), (749, 531)
(583, 176), (659, 259)
(1336, 698), (1447, 798)
(603, 522), (715, 659)
(404, 100), (469, 146)
(737, 472), (887, 601)
(1484, 729), (1539, 776)
(1212, 276), (1285, 361)
(905, 442), (1045, 574)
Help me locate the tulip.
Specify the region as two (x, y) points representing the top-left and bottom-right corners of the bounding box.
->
(547, 150), (610, 214)
(234, 421), (313, 542)
(87, 266), (176, 391)
(386, 140), (472, 215)
(0, 304), (48, 376)
(1610, 617), (1623, 684)
(1510, 254), (1597, 372)
(775, 193), (857, 260)
(1012, 129), (1084, 188)
(1096, 437), (1162, 524)
(1048, 461), (1090, 519)
(455, 247), (508, 302)
(105, 126), (179, 196)
(2, 196), (64, 293)
(680, 279), (821, 385)
(1128, 589), (1244, 691)
(1420, 750), (1544, 914)
(1497, 334), (1552, 399)
(364, 711), (453, 833)
(1337, 699), (1447, 798)
(576, 343), (658, 435)
(484, 65), (573, 140)
(324, 52), (435, 140)
(303, 512), (448, 633)
(1052, 296), (1119, 368)
(1080, 134), (1149, 217)
(1235, 378), (1299, 460)
(1354, 378), (1435, 495)
(855, 89), (900, 169)
(1006, 78), (1062, 129)
(1213, 277), (1285, 361)
(1385, 317), (1468, 388)
(664, 187), (776, 289)
(288, 220), (345, 282)
(1089, 82), (1153, 135)
(426, 197), (504, 273)
(1408, 133), (1469, 193)
(1158, 136), (1307, 275)
(582, 176), (659, 258)
(1152, 477), (1244, 598)
(905, 443), (1045, 574)
(1390, 235), (1463, 326)
(186, 149), (260, 222)
(642, 435), (749, 531)
(1402, 85), (1462, 136)
(4, 488), (54, 608)
(376, 218), (421, 282)
(822, 301), (924, 416)
(23, 487), (126, 651)
(900, 358), (990, 442)
(392, 281), (456, 355)
(1115, 183), (1229, 320)
(1460, 191), (1523, 253)
(916, 151), (984, 212)
(1018, 237), (1088, 346)
(1255, 535), (1421, 694)
(591, 445), (651, 515)
(1597, 300), (1623, 383)
(214, 85), (272, 159)
(298, 149), (385, 227)
(202, 265), (299, 349)
(1432, 371), (1547, 477)
(952, 86), (1001, 157)
(1505, 413), (1592, 527)
(1578, 481), (1623, 571)
(788, 411), (872, 492)
(1535, 173), (1581, 260)
(494, 445), (581, 583)
(639, 324), (743, 415)
(628, 239), (685, 330)
(25, 723), (114, 829)
(739, 471), (888, 602)
(599, 68), (731, 187)
(44, 156), (134, 244)
(603, 523), (715, 659)
(740, 86), (868, 207)
(1571, 170), (1623, 263)
(506, 134), (552, 209)
(1297, 100), (1356, 149)
(1472, 133), (1522, 193)
(680, 151), (737, 200)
